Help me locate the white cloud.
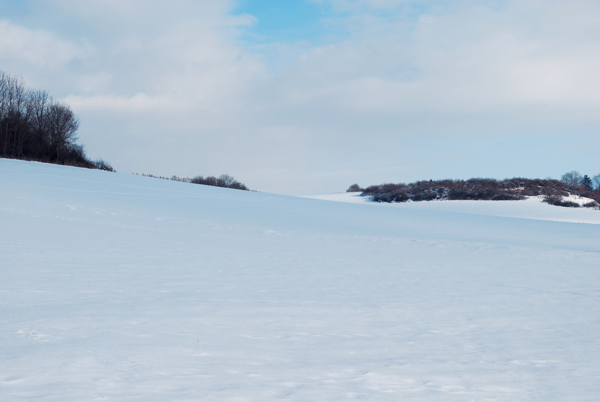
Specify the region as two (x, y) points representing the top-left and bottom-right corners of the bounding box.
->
(63, 93), (180, 113)
(0, 20), (83, 67)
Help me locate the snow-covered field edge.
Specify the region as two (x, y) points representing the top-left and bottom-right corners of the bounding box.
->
(302, 192), (600, 224)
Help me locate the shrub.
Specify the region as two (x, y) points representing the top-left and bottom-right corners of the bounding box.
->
(582, 201), (600, 209)
(94, 159), (115, 172)
(543, 195), (580, 208)
(346, 184), (364, 192)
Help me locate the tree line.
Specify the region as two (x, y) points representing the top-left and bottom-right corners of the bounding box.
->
(348, 171), (600, 208)
(0, 71), (112, 170)
(560, 171), (600, 191)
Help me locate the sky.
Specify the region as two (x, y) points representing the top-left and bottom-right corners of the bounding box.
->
(1, 0), (599, 194)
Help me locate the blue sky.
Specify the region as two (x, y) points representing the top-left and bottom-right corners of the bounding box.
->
(235, 0), (333, 43)
(0, 0), (598, 194)
(233, 0), (434, 47)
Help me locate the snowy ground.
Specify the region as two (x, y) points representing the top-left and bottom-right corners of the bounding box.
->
(1, 159), (600, 401)
(303, 192), (600, 225)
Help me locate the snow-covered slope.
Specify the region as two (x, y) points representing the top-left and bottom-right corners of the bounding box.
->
(304, 192), (600, 224)
(2, 159), (600, 401)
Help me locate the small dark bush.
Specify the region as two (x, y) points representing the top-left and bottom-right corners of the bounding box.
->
(94, 159), (114, 172)
(347, 184), (364, 192)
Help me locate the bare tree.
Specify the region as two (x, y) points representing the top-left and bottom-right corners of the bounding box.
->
(560, 171), (582, 186)
(593, 174), (600, 191)
(45, 101), (79, 161)
(0, 72), (8, 155)
(0, 73), (21, 155)
(0, 75), (31, 157)
(11, 78), (32, 158)
(28, 89), (51, 155)
(218, 174), (235, 187)
(0, 74), (35, 158)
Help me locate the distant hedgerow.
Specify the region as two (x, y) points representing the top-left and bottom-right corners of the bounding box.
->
(137, 173), (249, 191)
(358, 177), (600, 207)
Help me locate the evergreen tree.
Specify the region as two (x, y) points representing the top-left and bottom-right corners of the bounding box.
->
(581, 175), (593, 190)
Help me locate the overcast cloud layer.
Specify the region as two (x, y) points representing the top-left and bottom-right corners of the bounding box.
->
(1, 0), (598, 194)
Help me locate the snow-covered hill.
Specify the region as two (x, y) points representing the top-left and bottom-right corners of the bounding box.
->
(2, 159), (600, 401)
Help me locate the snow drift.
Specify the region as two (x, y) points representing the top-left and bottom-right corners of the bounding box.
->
(1, 159), (600, 401)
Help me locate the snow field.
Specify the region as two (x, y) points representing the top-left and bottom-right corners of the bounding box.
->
(1, 159), (600, 401)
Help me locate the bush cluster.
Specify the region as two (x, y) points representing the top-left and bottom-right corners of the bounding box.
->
(542, 195), (581, 208)
(0, 71), (112, 170)
(542, 195), (599, 209)
(346, 184), (365, 192)
(356, 177), (600, 206)
(190, 174), (249, 190)
(137, 173), (249, 191)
